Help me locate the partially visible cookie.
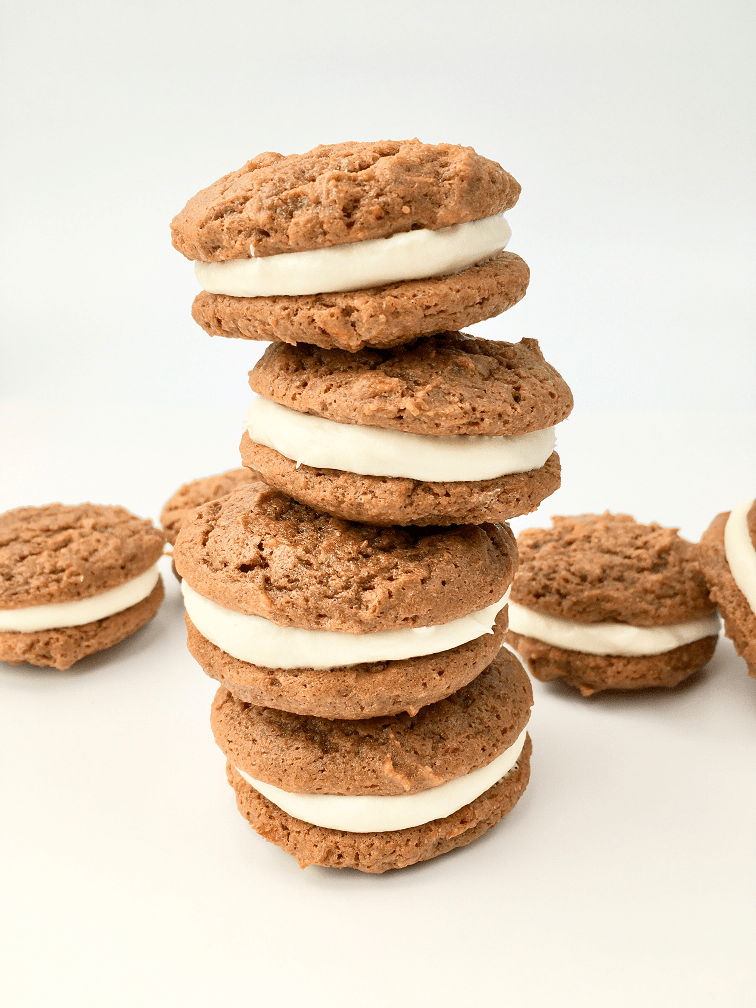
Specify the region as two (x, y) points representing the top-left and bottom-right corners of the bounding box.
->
(0, 503), (165, 670)
(174, 483), (517, 633)
(506, 513), (719, 695)
(699, 504), (756, 676)
(191, 253), (529, 352)
(160, 467), (263, 546)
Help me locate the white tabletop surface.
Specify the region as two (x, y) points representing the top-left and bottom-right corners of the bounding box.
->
(1, 401), (755, 1008)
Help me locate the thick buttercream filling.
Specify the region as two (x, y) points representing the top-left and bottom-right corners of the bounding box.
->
(245, 396), (555, 482)
(507, 601), (720, 657)
(182, 580), (508, 669)
(0, 565), (161, 633)
(194, 212), (511, 297)
(235, 728), (527, 833)
(724, 499), (756, 614)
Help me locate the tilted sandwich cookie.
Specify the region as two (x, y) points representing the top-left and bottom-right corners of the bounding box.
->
(171, 140), (529, 352)
(241, 332), (572, 526)
(699, 499), (756, 676)
(0, 504), (165, 670)
(212, 651), (533, 873)
(506, 513), (719, 695)
(174, 482), (517, 719)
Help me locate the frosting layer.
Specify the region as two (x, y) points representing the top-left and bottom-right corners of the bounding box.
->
(724, 499), (756, 614)
(507, 601), (720, 657)
(244, 396), (556, 482)
(182, 580), (508, 669)
(235, 729), (527, 832)
(194, 213), (511, 297)
(0, 565), (161, 633)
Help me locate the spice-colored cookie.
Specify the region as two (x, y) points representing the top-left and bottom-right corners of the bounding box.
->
(240, 436), (561, 527)
(174, 483), (517, 633)
(226, 734), (531, 873)
(171, 141), (520, 261)
(210, 650), (532, 795)
(699, 507), (756, 676)
(186, 607), (507, 719)
(191, 252), (529, 352)
(506, 513), (718, 695)
(249, 333), (572, 437)
(0, 503), (165, 670)
(160, 467), (263, 546)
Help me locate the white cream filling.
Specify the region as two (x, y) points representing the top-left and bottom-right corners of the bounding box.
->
(507, 601), (720, 657)
(245, 396), (556, 482)
(194, 213), (511, 297)
(724, 499), (756, 614)
(182, 580), (508, 670)
(0, 565), (160, 633)
(235, 728), (527, 833)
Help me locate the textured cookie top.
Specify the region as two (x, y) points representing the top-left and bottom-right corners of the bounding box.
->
(171, 140), (520, 261)
(249, 333), (573, 436)
(0, 504), (165, 609)
(511, 513), (713, 626)
(160, 468), (263, 546)
(174, 483), (516, 632)
(211, 649), (532, 795)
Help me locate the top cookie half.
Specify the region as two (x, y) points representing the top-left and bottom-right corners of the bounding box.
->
(172, 140), (528, 352)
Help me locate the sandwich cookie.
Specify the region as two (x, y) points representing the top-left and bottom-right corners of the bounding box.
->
(241, 332), (571, 526)
(171, 140), (529, 352)
(699, 501), (756, 676)
(160, 467), (263, 546)
(0, 504), (165, 670)
(506, 514), (719, 695)
(213, 650), (533, 872)
(175, 484), (517, 716)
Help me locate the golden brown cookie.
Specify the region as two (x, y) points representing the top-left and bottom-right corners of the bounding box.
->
(249, 333), (572, 437)
(160, 467), (263, 546)
(240, 435), (561, 527)
(174, 483), (517, 633)
(171, 141), (520, 261)
(699, 508), (756, 676)
(210, 650), (532, 795)
(226, 734), (531, 873)
(186, 607), (507, 719)
(191, 252), (529, 352)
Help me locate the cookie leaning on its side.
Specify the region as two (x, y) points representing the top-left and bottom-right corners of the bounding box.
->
(506, 513), (720, 695)
(0, 503), (165, 670)
(171, 140), (529, 352)
(699, 500), (756, 676)
(241, 332), (572, 526)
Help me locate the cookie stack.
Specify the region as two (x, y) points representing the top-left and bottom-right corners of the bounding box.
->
(170, 140), (573, 872)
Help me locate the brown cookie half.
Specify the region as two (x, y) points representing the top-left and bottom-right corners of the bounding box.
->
(160, 468), (264, 546)
(0, 503), (165, 609)
(0, 579), (165, 670)
(210, 649), (532, 796)
(171, 140), (520, 261)
(507, 630), (718, 696)
(249, 332), (572, 437)
(226, 734), (531, 873)
(511, 513), (713, 626)
(186, 607), (507, 719)
(699, 510), (756, 676)
(174, 483), (517, 632)
(240, 435), (560, 527)
(191, 252), (529, 352)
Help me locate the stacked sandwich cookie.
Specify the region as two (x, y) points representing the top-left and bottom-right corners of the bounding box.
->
(0, 504), (165, 670)
(171, 140), (572, 871)
(506, 514), (720, 696)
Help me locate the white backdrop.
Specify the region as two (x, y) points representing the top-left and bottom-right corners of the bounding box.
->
(2, 2), (755, 1006)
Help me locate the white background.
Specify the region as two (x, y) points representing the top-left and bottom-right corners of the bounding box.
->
(1, 2), (755, 1005)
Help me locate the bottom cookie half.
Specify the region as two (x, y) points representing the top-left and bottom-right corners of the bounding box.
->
(507, 631), (718, 696)
(225, 735), (531, 874)
(0, 579), (165, 670)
